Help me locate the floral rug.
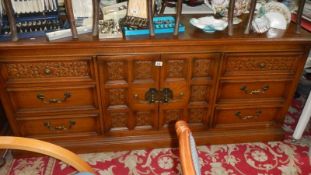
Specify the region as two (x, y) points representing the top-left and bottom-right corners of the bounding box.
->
(1, 97), (311, 175)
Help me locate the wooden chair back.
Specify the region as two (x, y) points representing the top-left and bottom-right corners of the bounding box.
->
(175, 120), (201, 175)
(0, 136), (95, 174)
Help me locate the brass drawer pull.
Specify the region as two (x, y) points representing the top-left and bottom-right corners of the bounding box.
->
(235, 110), (262, 120)
(43, 120), (76, 131)
(37, 92), (71, 104)
(240, 84), (269, 95)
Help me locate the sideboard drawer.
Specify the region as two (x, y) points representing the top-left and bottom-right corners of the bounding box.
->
(0, 58), (93, 83)
(214, 106), (281, 129)
(223, 53), (301, 77)
(218, 80), (291, 102)
(7, 85), (98, 115)
(18, 115), (99, 137)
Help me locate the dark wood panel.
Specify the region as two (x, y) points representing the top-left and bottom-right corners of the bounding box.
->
(6, 85), (99, 115)
(17, 114), (99, 137)
(98, 55), (160, 133)
(0, 57), (94, 84)
(218, 79), (292, 103)
(159, 54), (220, 130)
(222, 52), (303, 77)
(214, 105), (282, 129)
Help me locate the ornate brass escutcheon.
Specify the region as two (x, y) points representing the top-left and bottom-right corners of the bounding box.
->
(145, 88), (159, 103)
(235, 110), (262, 120)
(240, 84), (269, 95)
(145, 88), (174, 103)
(37, 92), (71, 104)
(43, 120), (76, 131)
(161, 88), (173, 103)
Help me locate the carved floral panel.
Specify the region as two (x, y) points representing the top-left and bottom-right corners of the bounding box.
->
(193, 59), (211, 77)
(167, 60), (185, 78)
(133, 61), (153, 80)
(7, 61), (90, 79)
(107, 61), (126, 81)
(164, 110), (182, 124)
(226, 56), (296, 72)
(110, 112), (128, 128)
(189, 108), (207, 123)
(108, 88), (127, 105)
(136, 111), (153, 127)
(191, 86), (209, 102)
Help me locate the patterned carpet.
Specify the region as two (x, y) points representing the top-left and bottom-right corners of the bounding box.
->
(1, 97), (311, 175)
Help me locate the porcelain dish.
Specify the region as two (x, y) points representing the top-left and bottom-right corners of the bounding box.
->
(263, 1), (291, 24)
(190, 16), (228, 33)
(264, 11), (287, 30)
(252, 15), (270, 33)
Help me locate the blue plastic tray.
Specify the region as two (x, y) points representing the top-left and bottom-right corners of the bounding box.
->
(123, 16), (185, 36)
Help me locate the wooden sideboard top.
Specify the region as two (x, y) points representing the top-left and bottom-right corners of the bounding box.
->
(0, 15), (310, 49)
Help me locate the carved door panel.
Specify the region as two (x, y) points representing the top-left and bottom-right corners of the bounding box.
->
(98, 55), (160, 133)
(159, 54), (219, 130)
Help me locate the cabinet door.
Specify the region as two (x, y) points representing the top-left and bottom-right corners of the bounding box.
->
(98, 55), (160, 133)
(159, 54), (220, 130)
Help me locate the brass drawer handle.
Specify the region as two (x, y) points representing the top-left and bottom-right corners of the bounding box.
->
(37, 92), (71, 104)
(43, 120), (76, 131)
(235, 110), (262, 120)
(240, 84), (269, 95)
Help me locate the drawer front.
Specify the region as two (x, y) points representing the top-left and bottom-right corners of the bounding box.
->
(18, 115), (99, 137)
(223, 53), (301, 76)
(8, 85), (98, 115)
(1, 58), (93, 83)
(218, 80), (291, 101)
(214, 106), (281, 129)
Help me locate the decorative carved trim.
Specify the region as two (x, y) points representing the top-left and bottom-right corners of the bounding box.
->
(190, 86), (209, 102)
(136, 111), (153, 126)
(134, 61), (153, 80)
(164, 110), (181, 124)
(193, 59), (211, 77)
(189, 108), (207, 123)
(111, 112), (128, 128)
(226, 56), (296, 72)
(107, 61), (126, 80)
(167, 60), (185, 78)
(7, 61), (89, 79)
(108, 89), (127, 105)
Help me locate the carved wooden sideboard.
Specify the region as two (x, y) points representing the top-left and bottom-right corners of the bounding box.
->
(0, 16), (311, 153)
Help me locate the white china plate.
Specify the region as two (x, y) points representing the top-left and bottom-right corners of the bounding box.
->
(264, 1), (291, 24)
(265, 12), (287, 30)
